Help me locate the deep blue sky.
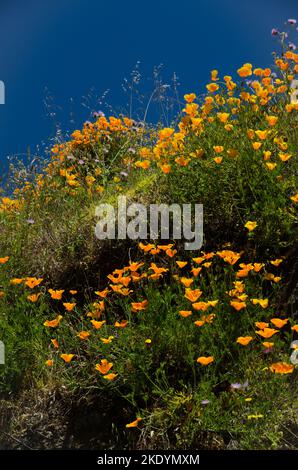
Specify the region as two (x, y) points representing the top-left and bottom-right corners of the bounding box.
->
(0, 0), (297, 167)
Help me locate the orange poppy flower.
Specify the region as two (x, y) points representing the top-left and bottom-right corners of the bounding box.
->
(131, 300), (148, 312)
(126, 417), (142, 428)
(217, 250), (241, 265)
(266, 162), (277, 171)
(0, 256), (9, 264)
(252, 142), (262, 150)
(176, 261), (188, 268)
(230, 300), (246, 311)
(51, 339), (59, 349)
(191, 267), (202, 277)
(270, 318), (288, 329)
(91, 320), (106, 330)
(127, 261), (144, 272)
(236, 336), (254, 346)
(253, 263), (264, 272)
(45, 360), (53, 367)
(10, 278), (23, 285)
(60, 354), (75, 363)
(69, 290), (77, 295)
(256, 328), (278, 338)
(150, 263), (168, 275)
(194, 320), (205, 327)
(196, 356), (214, 366)
(114, 320), (128, 328)
(184, 288), (202, 303)
(237, 64), (252, 77)
(255, 130), (269, 140)
(27, 293), (41, 303)
(270, 258), (283, 267)
(166, 248), (177, 258)
(100, 336), (114, 344)
(269, 362), (294, 374)
(206, 83), (219, 92)
(139, 242), (156, 252)
(63, 302), (76, 311)
(160, 164), (171, 174)
(44, 315), (63, 328)
(184, 93), (196, 103)
(192, 256), (204, 264)
(192, 302), (210, 312)
(291, 325), (298, 333)
(135, 160), (150, 169)
(180, 277), (194, 287)
(255, 322), (269, 329)
(179, 310), (192, 318)
(251, 298), (269, 309)
(95, 288), (110, 298)
(95, 359), (113, 375)
(266, 115), (278, 126)
(244, 221), (257, 232)
(77, 331), (90, 340)
(25, 277), (43, 289)
(103, 373), (118, 381)
(48, 289), (64, 300)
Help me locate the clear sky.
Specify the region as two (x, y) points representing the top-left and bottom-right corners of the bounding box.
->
(0, 0), (297, 167)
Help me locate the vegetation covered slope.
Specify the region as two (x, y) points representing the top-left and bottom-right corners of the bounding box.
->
(0, 38), (298, 450)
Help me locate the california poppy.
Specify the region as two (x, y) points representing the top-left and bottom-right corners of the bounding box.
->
(100, 336), (114, 344)
(256, 328), (278, 338)
(48, 289), (64, 300)
(103, 373), (118, 381)
(236, 336), (253, 346)
(77, 331), (90, 340)
(179, 310), (192, 318)
(126, 417), (142, 428)
(131, 300), (148, 312)
(244, 221), (257, 232)
(115, 320), (128, 328)
(91, 320), (106, 330)
(230, 300), (246, 311)
(197, 356), (214, 366)
(270, 318), (288, 329)
(269, 362), (294, 374)
(95, 359), (113, 375)
(185, 288), (202, 302)
(63, 302), (76, 311)
(44, 315), (63, 328)
(51, 339), (59, 349)
(60, 354), (74, 363)
(25, 277), (43, 289)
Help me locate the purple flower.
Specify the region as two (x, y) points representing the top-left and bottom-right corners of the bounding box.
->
(289, 42), (297, 51)
(230, 380), (249, 390)
(288, 19), (297, 25)
(26, 218), (35, 225)
(201, 400), (210, 405)
(271, 28), (279, 36)
(78, 159), (85, 165)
